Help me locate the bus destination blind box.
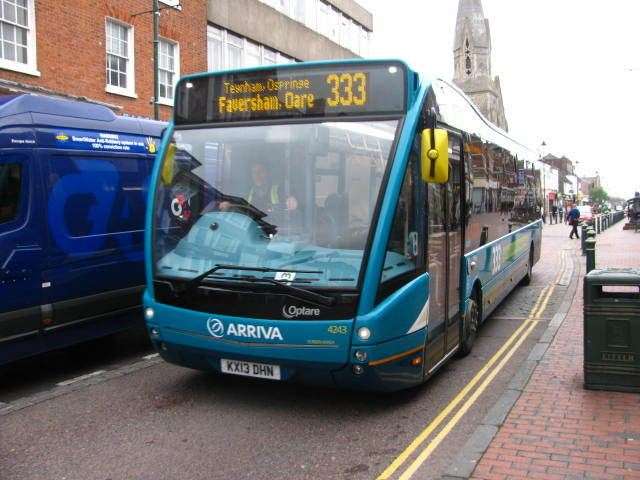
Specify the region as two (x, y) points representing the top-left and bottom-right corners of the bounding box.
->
(174, 62), (406, 124)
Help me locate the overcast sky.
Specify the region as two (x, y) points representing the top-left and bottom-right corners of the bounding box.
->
(358, 0), (640, 199)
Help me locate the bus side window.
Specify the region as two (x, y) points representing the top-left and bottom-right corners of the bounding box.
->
(377, 148), (426, 303)
(0, 163), (22, 224)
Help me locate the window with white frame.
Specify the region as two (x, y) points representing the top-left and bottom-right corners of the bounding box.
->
(0, 0), (37, 75)
(262, 47), (276, 65)
(277, 53), (294, 64)
(244, 39), (260, 67)
(225, 32), (243, 69)
(328, 6), (340, 42)
(256, 0), (371, 56)
(317, 1), (331, 37)
(105, 19), (135, 96)
(207, 25), (298, 71)
(207, 25), (223, 71)
(158, 39), (178, 104)
(290, 0), (304, 22)
(339, 15), (349, 49)
(303, 0), (317, 30)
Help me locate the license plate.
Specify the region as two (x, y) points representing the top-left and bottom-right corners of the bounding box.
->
(220, 358), (281, 380)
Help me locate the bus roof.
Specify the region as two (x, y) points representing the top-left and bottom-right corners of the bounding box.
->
(0, 94), (165, 137)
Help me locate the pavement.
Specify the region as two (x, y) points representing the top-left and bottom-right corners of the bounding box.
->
(447, 220), (640, 480)
(1, 221), (637, 480)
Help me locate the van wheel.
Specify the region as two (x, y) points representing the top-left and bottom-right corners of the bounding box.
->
(521, 248), (534, 286)
(457, 297), (479, 357)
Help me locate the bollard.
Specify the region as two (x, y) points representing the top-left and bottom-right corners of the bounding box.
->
(585, 236), (596, 273)
(596, 216), (601, 234)
(581, 223), (587, 255)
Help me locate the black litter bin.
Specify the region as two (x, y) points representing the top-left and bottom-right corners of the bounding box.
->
(584, 269), (640, 392)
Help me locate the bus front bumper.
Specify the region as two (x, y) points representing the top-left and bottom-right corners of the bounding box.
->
(151, 337), (426, 392)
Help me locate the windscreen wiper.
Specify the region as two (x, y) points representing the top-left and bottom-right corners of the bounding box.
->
(228, 275), (335, 307)
(181, 264), (334, 306)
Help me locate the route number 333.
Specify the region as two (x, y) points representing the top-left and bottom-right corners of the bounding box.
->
(326, 72), (367, 107)
(491, 243), (503, 275)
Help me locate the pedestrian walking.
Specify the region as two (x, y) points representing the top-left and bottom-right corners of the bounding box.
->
(551, 205), (558, 224)
(567, 203), (581, 239)
(541, 206), (546, 224)
(558, 206), (564, 223)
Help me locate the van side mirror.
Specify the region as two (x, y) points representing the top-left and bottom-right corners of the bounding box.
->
(421, 128), (449, 184)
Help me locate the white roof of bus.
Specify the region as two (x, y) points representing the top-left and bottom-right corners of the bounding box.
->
(432, 79), (537, 162)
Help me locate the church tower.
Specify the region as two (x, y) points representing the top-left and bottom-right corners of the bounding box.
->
(453, 0), (508, 131)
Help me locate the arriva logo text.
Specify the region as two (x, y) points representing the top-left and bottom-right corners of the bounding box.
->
(206, 318), (284, 341)
(282, 305), (321, 319)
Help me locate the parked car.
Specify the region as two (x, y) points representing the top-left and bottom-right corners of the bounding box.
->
(0, 94), (165, 364)
(578, 205), (593, 222)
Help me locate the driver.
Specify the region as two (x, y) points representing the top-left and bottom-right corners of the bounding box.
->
(248, 162), (297, 212)
(218, 162), (298, 214)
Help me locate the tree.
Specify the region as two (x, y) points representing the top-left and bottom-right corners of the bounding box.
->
(590, 186), (609, 205)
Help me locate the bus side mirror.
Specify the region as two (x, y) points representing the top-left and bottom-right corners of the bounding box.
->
(161, 143), (177, 185)
(421, 128), (449, 184)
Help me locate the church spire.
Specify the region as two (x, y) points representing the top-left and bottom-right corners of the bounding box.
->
(454, 0), (492, 80)
(452, 0), (508, 131)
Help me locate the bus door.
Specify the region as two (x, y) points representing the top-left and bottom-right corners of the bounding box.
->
(425, 181), (447, 371)
(446, 135), (463, 352)
(425, 134), (464, 372)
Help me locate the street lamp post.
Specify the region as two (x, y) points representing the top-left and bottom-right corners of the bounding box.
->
(153, 0), (160, 120)
(132, 1), (182, 120)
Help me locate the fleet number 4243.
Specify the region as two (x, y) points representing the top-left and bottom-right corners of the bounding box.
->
(327, 325), (348, 335)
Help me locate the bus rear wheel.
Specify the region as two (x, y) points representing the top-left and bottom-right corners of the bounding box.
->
(521, 247), (534, 286)
(458, 296), (479, 357)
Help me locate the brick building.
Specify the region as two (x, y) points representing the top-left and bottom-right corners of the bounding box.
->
(0, 0), (207, 121)
(0, 0), (372, 121)
(579, 175), (601, 198)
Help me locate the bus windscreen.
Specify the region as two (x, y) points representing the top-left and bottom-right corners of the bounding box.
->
(174, 62), (406, 124)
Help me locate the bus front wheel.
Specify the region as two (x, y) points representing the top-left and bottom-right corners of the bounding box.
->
(458, 296), (479, 357)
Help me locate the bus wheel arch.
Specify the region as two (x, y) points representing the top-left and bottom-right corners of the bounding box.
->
(457, 283), (481, 357)
(521, 243), (534, 286)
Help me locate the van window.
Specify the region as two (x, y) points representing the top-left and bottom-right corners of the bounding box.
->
(0, 163), (21, 224)
(46, 154), (151, 255)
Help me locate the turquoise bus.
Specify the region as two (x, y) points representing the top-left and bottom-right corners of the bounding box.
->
(143, 60), (542, 391)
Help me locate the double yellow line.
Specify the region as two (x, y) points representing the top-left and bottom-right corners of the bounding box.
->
(377, 253), (566, 480)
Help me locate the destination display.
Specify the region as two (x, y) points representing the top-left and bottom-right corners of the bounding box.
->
(174, 62), (406, 124)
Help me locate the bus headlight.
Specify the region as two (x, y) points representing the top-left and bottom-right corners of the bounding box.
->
(357, 327), (371, 341)
(354, 350), (367, 362)
(144, 307), (155, 320)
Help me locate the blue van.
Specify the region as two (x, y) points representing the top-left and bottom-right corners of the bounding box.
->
(0, 94), (164, 364)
